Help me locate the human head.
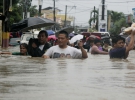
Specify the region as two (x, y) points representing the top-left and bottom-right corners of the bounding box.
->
(94, 38), (101, 47)
(89, 40), (94, 46)
(112, 36), (125, 48)
(38, 30), (48, 45)
(104, 40), (110, 47)
(20, 43), (28, 55)
(57, 30), (69, 48)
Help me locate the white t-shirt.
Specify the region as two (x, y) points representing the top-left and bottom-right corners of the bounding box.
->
(44, 45), (82, 59)
(39, 45), (44, 51)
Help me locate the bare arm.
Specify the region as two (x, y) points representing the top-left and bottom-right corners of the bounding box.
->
(80, 47), (88, 58)
(42, 55), (50, 59)
(125, 31), (135, 58)
(78, 40), (88, 58)
(0, 52), (12, 55)
(91, 46), (108, 54)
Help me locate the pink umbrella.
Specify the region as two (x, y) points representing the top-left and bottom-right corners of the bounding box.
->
(86, 35), (101, 41)
(48, 35), (57, 41)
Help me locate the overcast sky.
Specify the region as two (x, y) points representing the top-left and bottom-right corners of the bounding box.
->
(32, 0), (135, 26)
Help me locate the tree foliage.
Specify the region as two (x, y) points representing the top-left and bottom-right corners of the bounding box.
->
(88, 9), (129, 35)
(29, 5), (38, 17)
(88, 9), (98, 31)
(110, 11), (125, 22)
(0, 0), (19, 13)
(0, 0), (38, 30)
(108, 11), (128, 35)
(109, 18), (128, 35)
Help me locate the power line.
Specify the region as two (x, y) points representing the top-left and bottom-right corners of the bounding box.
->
(61, 8), (93, 14)
(106, 0), (135, 3)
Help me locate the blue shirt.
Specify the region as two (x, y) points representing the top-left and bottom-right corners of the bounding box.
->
(109, 47), (126, 59)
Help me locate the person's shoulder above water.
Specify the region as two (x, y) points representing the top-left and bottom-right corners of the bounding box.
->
(109, 47), (126, 59)
(12, 52), (21, 55)
(91, 45), (108, 55)
(12, 52), (29, 56)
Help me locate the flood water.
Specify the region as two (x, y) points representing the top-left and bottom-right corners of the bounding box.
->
(0, 46), (135, 100)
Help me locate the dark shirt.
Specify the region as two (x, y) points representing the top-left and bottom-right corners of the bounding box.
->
(28, 38), (51, 57)
(12, 52), (29, 55)
(109, 47), (126, 59)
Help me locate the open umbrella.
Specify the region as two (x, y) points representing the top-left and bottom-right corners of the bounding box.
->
(46, 30), (55, 36)
(55, 27), (74, 37)
(69, 34), (83, 44)
(48, 35), (57, 41)
(101, 36), (110, 40)
(10, 17), (55, 32)
(89, 35), (101, 39)
(69, 33), (75, 37)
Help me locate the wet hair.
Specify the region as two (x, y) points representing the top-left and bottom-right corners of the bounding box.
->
(112, 35), (125, 44)
(89, 40), (94, 43)
(38, 30), (48, 38)
(94, 38), (101, 44)
(20, 43), (28, 50)
(104, 40), (110, 44)
(58, 30), (69, 38)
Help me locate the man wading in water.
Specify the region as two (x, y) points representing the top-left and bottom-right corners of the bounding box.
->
(28, 30), (51, 57)
(42, 30), (88, 59)
(109, 30), (135, 59)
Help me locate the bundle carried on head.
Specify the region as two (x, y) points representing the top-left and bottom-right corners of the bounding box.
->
(124, 23), (135, 34)
(124, 23), (135, 47)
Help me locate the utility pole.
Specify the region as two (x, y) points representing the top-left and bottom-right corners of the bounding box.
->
(108, 11), (111, 31)
(2, 0), (10, 48)
(64, 5), (67, 27)
(73, 17), (75, 28)
(3, 0), (5, 32)
(38, 0), (43, 16)
(24, 0), (27, 19)
(53, 0), (56, 22)
(53, 0), (56, 31)
(4, 0), (10, 32)
(94, 6), (95, 23)
(101, 0), (105, 20)
(64, 5), (76, 27)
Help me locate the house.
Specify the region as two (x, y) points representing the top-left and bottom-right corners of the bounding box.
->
(41, 7), (74, 27)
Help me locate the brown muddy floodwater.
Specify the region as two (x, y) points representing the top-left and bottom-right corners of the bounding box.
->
(0, 46), (135, 100)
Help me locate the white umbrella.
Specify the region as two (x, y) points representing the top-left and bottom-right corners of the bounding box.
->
(70, 34), (83, 44)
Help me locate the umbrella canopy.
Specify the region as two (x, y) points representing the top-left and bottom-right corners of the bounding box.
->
(86, 35), (100, 41)
(101, 36), (110, 40)
(90, 35), (101, 39)
(46, 30), (55, 36)
(48, 35), (57, 41)
(55, 27), (74, 37)
(69, 33), (75, 37)
(11, 17), (55, 32)
(70, 34), (83, 44)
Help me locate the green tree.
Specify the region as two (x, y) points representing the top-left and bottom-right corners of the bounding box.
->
(0, 0), (19, 13)
(109, 18), (128, 35)
(108, 11), (129, 35)
(110, 11), (125, 23)
(88, 9), (98, 31)
(0, 0), (38, 30)
(29, 5), (38, 17)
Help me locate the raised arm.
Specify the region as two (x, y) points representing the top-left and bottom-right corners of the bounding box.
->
(125, 30), (135, 58)
(78, 40), (88, 58)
